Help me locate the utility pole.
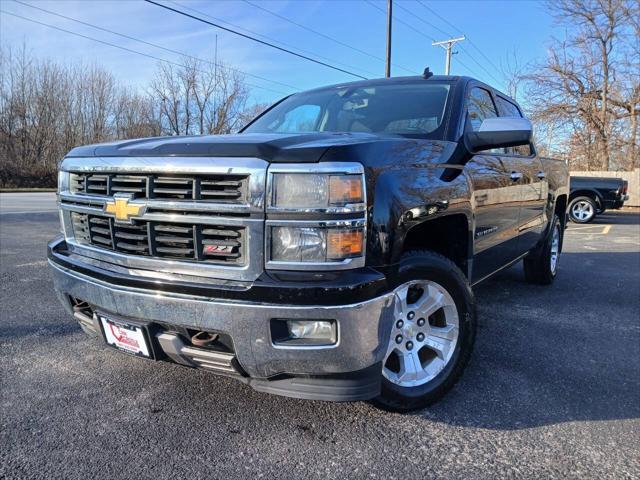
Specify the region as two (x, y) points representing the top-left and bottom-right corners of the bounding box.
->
(432, 36), (465, 75)
(385, 0), (392, 77)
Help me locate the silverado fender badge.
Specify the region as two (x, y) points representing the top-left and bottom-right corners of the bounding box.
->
(104, 194), (146, 223)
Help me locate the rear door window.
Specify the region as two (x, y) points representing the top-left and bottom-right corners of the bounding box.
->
(495, 96), (532, 156)
(495, 96), (522, 118)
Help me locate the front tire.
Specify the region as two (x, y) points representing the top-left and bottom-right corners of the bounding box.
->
(523, 214), (562, 285)
(373, 251), (476, 412)
(569, 196), (596, 223)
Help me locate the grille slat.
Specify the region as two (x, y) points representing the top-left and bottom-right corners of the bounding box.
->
(84, 174), (109, 195)
(70, 173), (247, 203)
(201, 228), (240, 238)
(114, 231), (147, 241)
(91, 235), (113, 246)
(90, 226), (111, 236)
(153, 188), (193, 195)
(202, 239), (241, 247)
(71, 213), (244, 265)
(155, 236), (192, 244)
(156, 246), (194, 255)
(200, 190), (242, 198)
(110, 175), (146, 197)
(116, 242), (148, 252)
(110, 186), (146, 193)
(155, 225), (191, 234)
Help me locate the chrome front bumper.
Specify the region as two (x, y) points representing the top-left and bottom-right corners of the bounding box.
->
(49, 258), (396, 382)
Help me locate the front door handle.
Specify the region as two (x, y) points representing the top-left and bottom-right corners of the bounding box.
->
(510, 172), (523, 181)
(536, 171), (546, 179)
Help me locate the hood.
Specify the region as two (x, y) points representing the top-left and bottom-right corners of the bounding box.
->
(65, 132), (392, 163)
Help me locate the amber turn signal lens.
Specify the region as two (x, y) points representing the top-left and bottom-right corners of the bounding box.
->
(327, 229), (364, 259)
(329, 176), (363, 205)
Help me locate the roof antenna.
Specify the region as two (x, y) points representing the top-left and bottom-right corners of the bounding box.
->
(423, 67), (433, 79)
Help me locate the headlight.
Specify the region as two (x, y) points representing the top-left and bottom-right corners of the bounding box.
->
(270, 225), (364, 263)
(270, 172), (364, 212)
(266, 162), (366, 270)
(58, 171), (68, 193)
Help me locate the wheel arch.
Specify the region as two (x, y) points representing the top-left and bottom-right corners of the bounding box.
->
(569, 189), (603, 208)
(400, 213), (472, 278)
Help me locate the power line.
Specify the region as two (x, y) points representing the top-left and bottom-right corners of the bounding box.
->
(167, 1), (379, 79)
(144, 0), (368, 80)
(1, 9), (291, 96)
(11, 0), (301, 91)
(166, 0), (379, 78)
(363, 0), (478, 76)
(416, 1), (503, 76)
(393, 0), (451, 38)
(242, 0), (418, 75)
(366, 0), (504, 85)
(399, 1), (503, 85)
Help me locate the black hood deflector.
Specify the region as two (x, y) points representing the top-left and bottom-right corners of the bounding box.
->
(66, 132), (391, 163)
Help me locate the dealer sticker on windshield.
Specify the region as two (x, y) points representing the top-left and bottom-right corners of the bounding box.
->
(100, 316), (151, 358)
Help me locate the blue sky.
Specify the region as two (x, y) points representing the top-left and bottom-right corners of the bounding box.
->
(0, 0), (554, 105)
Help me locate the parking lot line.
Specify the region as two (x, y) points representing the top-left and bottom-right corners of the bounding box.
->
(566, 225), (611, 234)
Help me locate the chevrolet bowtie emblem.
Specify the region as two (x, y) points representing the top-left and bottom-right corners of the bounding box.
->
(104, 195), (146, 223)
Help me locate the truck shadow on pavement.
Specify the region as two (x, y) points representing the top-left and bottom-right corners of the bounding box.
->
(587, 210), (640, 225)
(407, 249), (640, 430)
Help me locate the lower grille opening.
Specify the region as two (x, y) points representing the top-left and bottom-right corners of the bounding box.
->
(71, 212), (245, 265)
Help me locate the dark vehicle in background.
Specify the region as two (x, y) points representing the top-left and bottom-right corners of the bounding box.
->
(48, 74), (569, 411)
(569, 176), (629, 223)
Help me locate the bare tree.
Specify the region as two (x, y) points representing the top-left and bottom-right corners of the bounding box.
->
(523, 0), (639, 170)
(148, 57), (251, 136)
(0, 46), (268, 187)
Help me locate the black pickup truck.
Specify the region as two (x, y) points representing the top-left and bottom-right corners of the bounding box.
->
(48, 74), (569, 411)
(569, 176), (629, 223)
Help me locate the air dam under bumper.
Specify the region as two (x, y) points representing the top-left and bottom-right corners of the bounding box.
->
(48, 245), (396, 402)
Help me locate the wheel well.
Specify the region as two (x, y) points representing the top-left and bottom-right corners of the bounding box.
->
(555, 194), (567, 227)
(402, 214), (469, 276)
(569, 190), (601, 207)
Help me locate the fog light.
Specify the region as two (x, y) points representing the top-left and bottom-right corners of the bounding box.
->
(288, 320), (334, 340)
(271, 319), (337, 346)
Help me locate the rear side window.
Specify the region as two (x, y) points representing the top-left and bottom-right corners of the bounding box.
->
(495, 96), (522, 118)
(495, 96), (532, 156)
(467, 87), (497, 131)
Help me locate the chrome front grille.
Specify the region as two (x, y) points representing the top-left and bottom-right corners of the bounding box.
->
(70, 172), (248, 202)
(58, 156), (267, 281)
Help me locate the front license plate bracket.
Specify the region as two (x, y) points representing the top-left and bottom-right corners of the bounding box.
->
(98, 314), (155, 360)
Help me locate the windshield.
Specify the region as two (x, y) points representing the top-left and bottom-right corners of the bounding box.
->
(243, 82), (451, 139)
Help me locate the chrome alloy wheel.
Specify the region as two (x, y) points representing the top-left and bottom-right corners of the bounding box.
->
(550, 224), (560, 274)
(383, 281), (460, 388)
(571, 200), (594, 221)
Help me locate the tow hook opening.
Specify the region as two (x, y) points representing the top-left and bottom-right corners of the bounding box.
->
(69, 296), (93, 316)
(191, 331), (219, 348)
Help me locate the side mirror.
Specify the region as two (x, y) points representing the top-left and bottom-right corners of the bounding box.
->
(464, 117), (532, 153)
(441, 116), (533, 181)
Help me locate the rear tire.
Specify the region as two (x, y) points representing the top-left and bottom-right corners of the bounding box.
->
(568, 196), (596, 223)
(523, 214), (562, 285)
(373, 251), (476, 412)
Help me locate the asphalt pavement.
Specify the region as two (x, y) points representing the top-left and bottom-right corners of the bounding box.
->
(1, 193), (639, 479)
